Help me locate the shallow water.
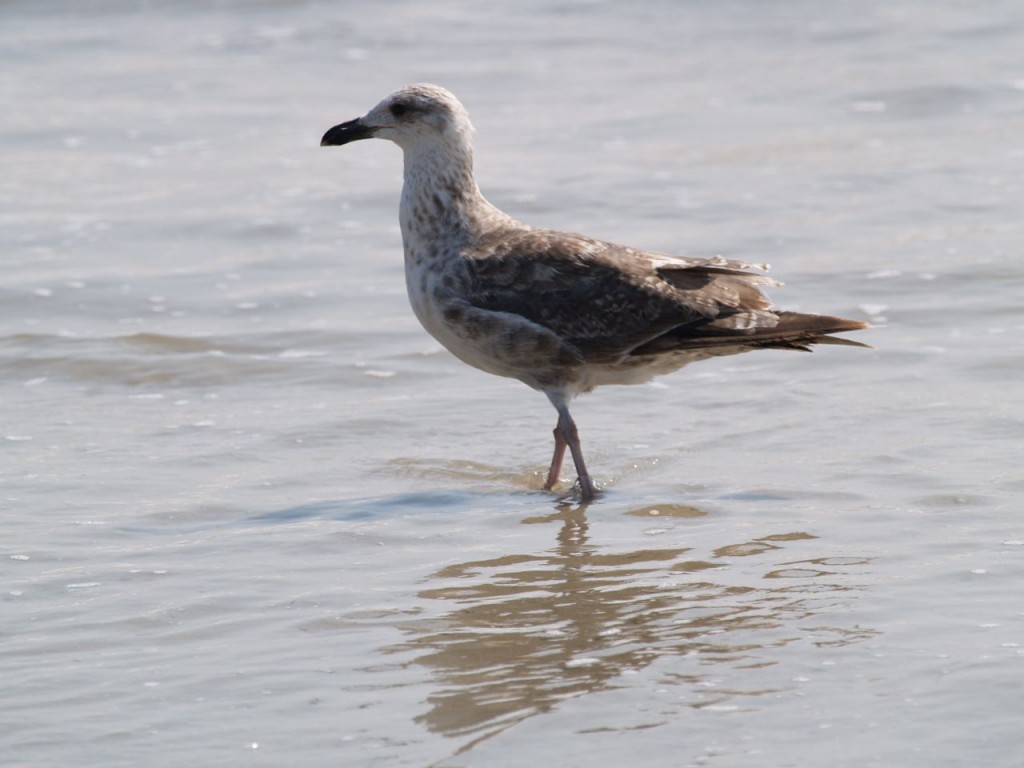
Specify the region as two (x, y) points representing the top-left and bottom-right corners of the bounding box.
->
(3, 1), (1023, 766)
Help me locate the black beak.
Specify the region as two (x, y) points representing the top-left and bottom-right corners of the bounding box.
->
(321, 117), (375, 146)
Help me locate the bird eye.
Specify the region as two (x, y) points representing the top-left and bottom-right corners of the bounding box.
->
(389, 102), (409, 118)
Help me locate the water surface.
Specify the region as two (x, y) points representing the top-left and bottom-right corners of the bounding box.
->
(3, 1), (1023, 766)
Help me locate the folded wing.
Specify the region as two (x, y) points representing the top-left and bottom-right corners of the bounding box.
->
(461, 228), (867, 363)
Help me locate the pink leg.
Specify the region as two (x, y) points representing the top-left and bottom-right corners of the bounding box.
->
(544, 425), (568, 490)
(554, 406), (597, 501)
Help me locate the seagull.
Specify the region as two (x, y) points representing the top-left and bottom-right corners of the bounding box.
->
(321, 84), (868, 501)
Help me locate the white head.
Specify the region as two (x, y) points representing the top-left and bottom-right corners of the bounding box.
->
(321, 83), (474, 155)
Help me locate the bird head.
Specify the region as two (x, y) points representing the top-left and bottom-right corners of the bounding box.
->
(321, 83), (474, 154)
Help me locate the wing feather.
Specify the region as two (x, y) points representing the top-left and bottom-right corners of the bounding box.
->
(460, 227), (788, 362)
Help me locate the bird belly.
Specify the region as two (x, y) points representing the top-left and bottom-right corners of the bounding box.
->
(405, 270), (583, 390)
(404, 276), (520, 380)
(573, 348), (734, 393)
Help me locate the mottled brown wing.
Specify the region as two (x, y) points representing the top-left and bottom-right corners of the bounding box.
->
(461, 228), (767, 362)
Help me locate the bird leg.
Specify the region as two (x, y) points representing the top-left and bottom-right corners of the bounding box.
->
(543, 427), (567, 491)
(547, 405), (597, 501)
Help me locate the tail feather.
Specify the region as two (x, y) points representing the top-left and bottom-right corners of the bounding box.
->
(807, 334), (872, 349)
(761, 311), (872, 347)
(632, 311), (871, 355)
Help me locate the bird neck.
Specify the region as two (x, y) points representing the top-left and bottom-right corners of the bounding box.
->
(398, 141), (507, 250)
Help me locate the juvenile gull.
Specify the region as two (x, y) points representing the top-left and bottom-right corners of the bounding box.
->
(321, 84), (868, 501)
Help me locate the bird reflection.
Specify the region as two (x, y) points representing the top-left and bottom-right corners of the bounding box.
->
(381, 501), (875, 744)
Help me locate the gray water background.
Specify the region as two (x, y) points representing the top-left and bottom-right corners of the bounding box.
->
(2, 1), (1023, 766)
